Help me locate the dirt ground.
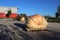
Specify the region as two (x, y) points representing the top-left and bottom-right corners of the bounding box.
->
(0, 19), (60, 40)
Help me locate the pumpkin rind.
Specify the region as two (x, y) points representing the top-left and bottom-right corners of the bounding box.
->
(25, 14), (48, 30)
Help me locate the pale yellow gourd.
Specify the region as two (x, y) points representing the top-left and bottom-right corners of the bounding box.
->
(25, 14), (48, 30)
(20, 17), (25, 22)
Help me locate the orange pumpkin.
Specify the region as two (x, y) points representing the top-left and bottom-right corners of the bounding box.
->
(25, 14), (48, 30)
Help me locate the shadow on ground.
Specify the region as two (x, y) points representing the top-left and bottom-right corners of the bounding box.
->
(14, 23), (27, 31)
(0, 24), (60, 40)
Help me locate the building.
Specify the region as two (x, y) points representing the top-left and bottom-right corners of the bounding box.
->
(0, 6), (18, 18)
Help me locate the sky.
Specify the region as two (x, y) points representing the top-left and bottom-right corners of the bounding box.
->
(0, 0), (60, 16)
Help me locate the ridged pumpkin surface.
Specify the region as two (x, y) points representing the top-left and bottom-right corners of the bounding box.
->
(25, 14), (48, 30)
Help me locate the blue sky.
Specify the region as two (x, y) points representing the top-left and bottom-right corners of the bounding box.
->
(0, 0), (60, 16)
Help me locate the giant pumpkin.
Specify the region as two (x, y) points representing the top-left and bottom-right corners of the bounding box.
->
(25, 14), (48, 30)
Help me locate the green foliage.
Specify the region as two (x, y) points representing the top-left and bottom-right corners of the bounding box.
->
(55, 6), (60, 17)
(6, 9), (11, 17)
(45, 15), (52, 19)
(20, 13), (27, 18)
(16, 13), (27, 21)
(45, 17), (60, 23)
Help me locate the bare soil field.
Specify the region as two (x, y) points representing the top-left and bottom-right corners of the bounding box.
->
(0, 19), (60, 40)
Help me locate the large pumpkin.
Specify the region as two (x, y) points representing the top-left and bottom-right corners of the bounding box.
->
(25, 14), (48, 30)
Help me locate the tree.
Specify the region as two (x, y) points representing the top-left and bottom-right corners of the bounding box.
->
(55, 12), (59, 17)
(16, 13), (27, 21)
(6, 9), (11, 17)
(55, 6), (60, 17)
